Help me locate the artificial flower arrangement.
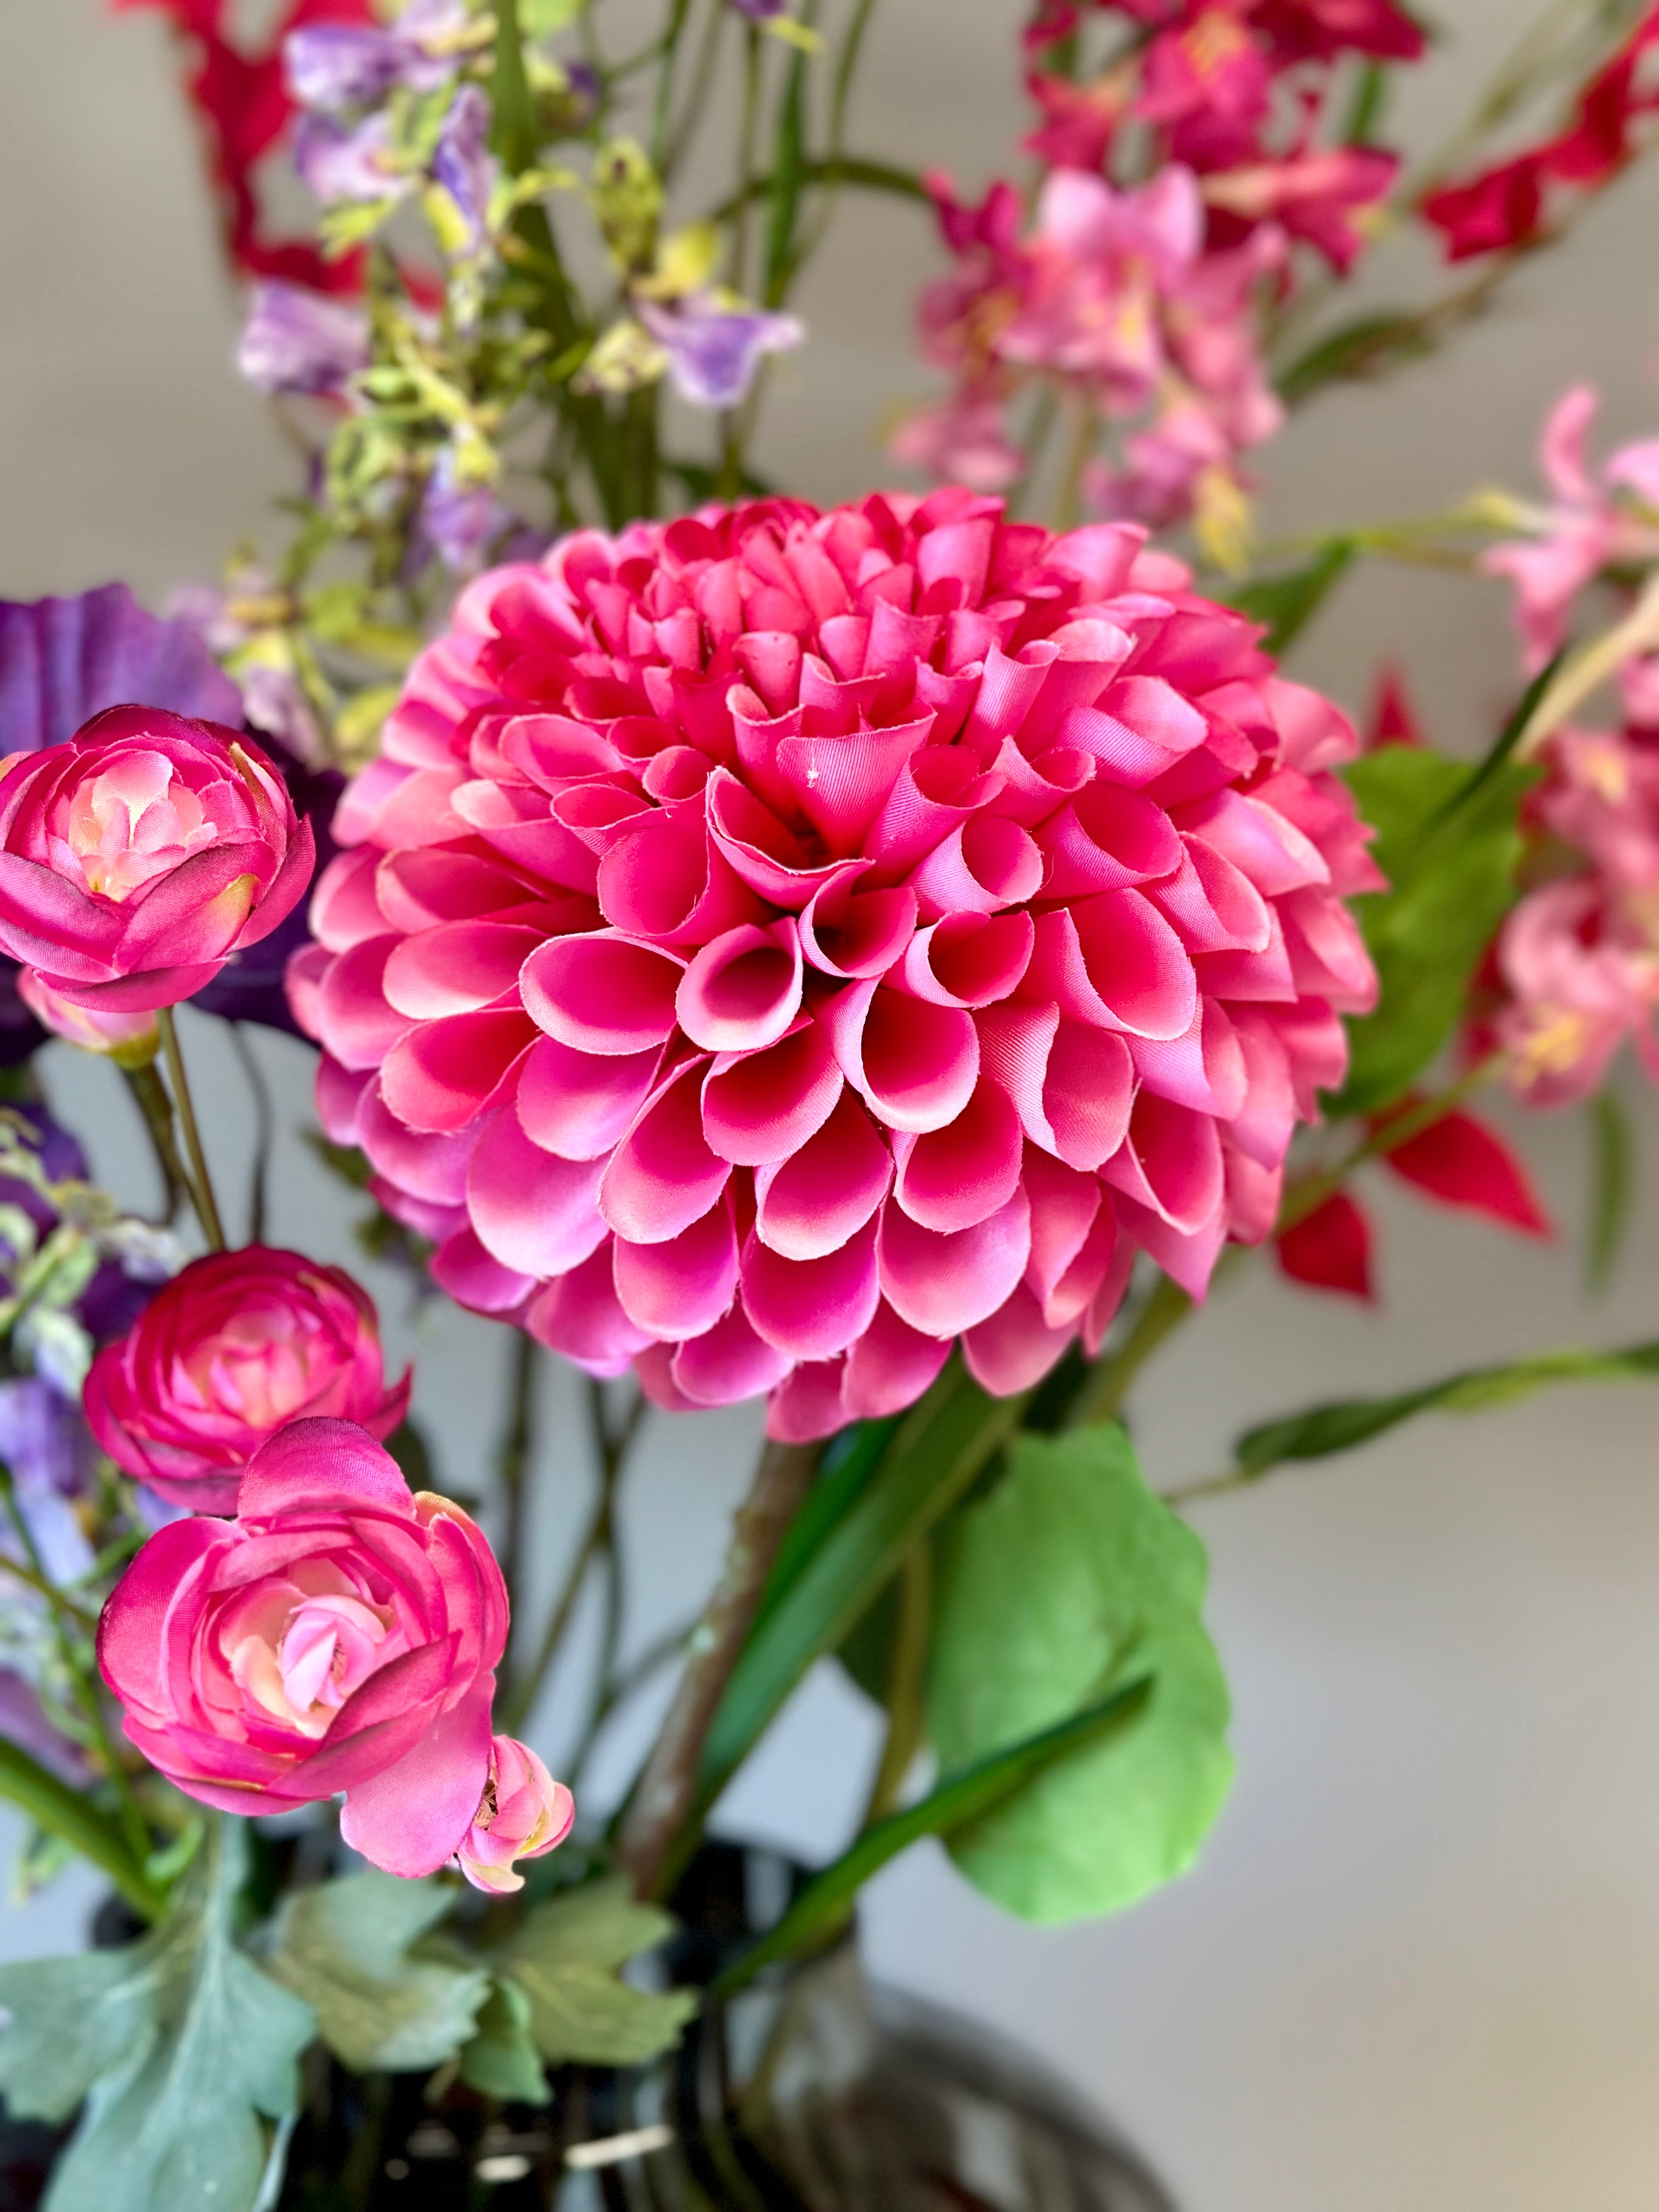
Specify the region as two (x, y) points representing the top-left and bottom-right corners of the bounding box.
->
(1, 0), (1658, 2202)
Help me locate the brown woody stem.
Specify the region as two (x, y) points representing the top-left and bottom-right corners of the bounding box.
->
(617, 1436), (819, 1900)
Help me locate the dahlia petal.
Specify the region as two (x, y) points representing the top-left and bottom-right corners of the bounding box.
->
(359, 1077), (479, 1205)
(822, 979), (981, 1133)
(877, 1187), (1032, 1338)
(1099, 1092), (1225, 1233)
(380, 1008), (535, 1133)
(741, 1216), (882, 1359)
(774, 717), (934, 853)
(1062, 676), (1207, 785)
(1224, 1141), (1283, 1244)
(599, 1058), (731, 1244)
(516, 1034), (662, 1161)
(901, 910), (1034, 1008)
(1025, 893), (1197, 1041)
(430, 1226), (539, 1314)
(1130, 1000), (1248, 1120)
(1023, 1147), (1104, 1312)
(1192, 904), (1297, 1001)
(867, 743), (1006, 873)
(467, 1107), (607, 1277)
(676, 919), (804, 1053)
(980, 735), (1096, 826)
(315, 935), (414, 1071)
(1081, 1226), (1136, 1353)
(1111, 1189), (1228, 1300)
(597, 805), (763, 946)
(670, 1299), (792, 1407)
(701, 1019), (843, 1164)
(613, 1200), (740, 1338)
(910, 813), (1043, 921)
(312, 848), (388, 952)
(1280, 887), (1378, 1013)
(893, 1078), (1024, 1232)
(526, 1242), (652, 1375)
(708, 769), (853, 907)
(753, 1089), (893, 1259)
(382, 922), (545, 1020)
(317, 1056), (372, 1147)
(840, 1301), (951, 1419)
(962, 1281), (1078, 1396)
(1176, 788), (1329, 896)
(1034, 782), (1182, 897)
(520, 931), (684, 1055)
(1226, 1008), (1297, 1167)
(798, 868), (918, 977)
(764, 1357), (850, 1443)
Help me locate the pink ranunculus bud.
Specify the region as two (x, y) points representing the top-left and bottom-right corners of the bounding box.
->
(293, 497), (1380, 1441)
(83, 1246), (411, 1515)
(0, 707), (315, 1013)
(455, 1735), (575, 1894)
(97, 1418), (507, 1878)
(16, 966), (160, 1066)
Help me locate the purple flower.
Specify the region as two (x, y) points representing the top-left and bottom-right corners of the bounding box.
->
(431, 84), (496, 251)
(237, 281), (370, 398)
(728, 0), (786, 16)
(639, 297), (805, 410)
(417, 448), (513, 576)
(295, 111), (406, 208)
(0, 1670), (88, 1784)
(284, 0), (468, 115)
(0, 1381), (94, 1585)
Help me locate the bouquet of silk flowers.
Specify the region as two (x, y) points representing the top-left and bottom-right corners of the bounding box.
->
(1, 0), (1658, 2203)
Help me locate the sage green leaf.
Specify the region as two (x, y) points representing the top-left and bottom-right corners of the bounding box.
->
(1226, 1339), (1659, 1484)
(459, 1979), (549, 2106)
(0, 1736), (161, 1922)
(501, 1878), (696, 2067)
(715, 1676), (1151, 1997)
(1334, 744), (1536, 1117)
(1274, 311), (1434, 405)
(1226, 539), (1355, 655)
(263, 1871), (488, 2074)
(1586, 1088), (1635, 1295)
(928, 1427), (1232, 1925)
(0, 1819), (314, 2212)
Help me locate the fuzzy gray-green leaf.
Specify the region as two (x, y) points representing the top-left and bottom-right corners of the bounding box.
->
(501, 1878), (695, 2067)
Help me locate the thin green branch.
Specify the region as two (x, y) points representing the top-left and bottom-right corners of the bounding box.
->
(155, 1010), (225, 1252)
(860, 1540), (930, 1829)
(1070, 1272), (1194, 1429)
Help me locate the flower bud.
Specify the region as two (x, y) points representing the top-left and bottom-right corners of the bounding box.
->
(456, 1736), (575, 1894)
(16, 967), (159, 1066)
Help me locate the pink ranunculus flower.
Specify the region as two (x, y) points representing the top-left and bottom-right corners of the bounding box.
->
(84, 1246), (411, 1515)
(16, 967), (160, 1065)
(291, 494), (1380, 1441)
(456, 1734), (576, 1893)
(0, 707), (315, 1012)
(97, 1418), (507, 1877)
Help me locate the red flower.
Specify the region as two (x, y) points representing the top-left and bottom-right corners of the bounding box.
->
(1366, 663), (1423, 751)
(1375, 1104), (1553, 1237)
(1276, 1188), (1373, 1297)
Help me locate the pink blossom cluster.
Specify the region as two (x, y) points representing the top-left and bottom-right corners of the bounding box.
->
(290, 493), (1380, 1441)
(893, 0), (1419, 532)
(1476, 390), (1659, 1104)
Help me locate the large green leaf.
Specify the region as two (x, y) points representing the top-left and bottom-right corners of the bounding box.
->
(714, 1676), (1151, 1996)
(263, 1870), (488, 2074)
(695, 1362), (1027, 1819)
(500, 1878), (696, 2068)
(1223, 1339), (1659, 1485)
(1226, 538), (1356, 654)
(459, 1979), (549, 2106)
(927, 1427), (1232, 1925)
(0, 1819), (314, 2212)
(1334, 744), (1536, 1117)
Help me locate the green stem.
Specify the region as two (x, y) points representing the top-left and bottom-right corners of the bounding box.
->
(664, 0), (727, 180)
(119, 1062), (190, 1223)
(650, 0), (692, 172)
(0, 1736), (162, 1922)
(1069, 1272), (1194, 1429)
(1053, 394), (1097, 534)
(861, 1541), (930, 1829)
(1277, 1057), (1507, 1235)
(497, 1333), (541, 1646)
(566, 1615), (693, 1791)
(225, 1024), (273, 1246)
(155, 1009), (225, 1252)
(0, 1554), (98, 1631)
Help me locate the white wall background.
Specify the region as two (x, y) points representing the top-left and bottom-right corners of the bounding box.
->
(5, 5), (1659, 2208)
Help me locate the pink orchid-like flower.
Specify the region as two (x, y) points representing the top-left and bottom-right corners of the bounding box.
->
(290, 494), (1379, 1441)
(84, 1246), (411, 1514)
(16, 969), (159, 1064)
(1482, 387), (1659, 673)
(97, 1418), (507, 1877)
(1495, 877), (1657, 1106)
(456, 1734), (575, 1893)
(0, 708), (315, 1012)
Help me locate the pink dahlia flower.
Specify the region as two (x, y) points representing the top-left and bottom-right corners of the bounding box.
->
(0, 708), (315, 1012)
(84, 1245), (411, 1514)
(456, 1734), (576, 1893)
(291, 494), (1379, 1440)
(97, 1418), (506, 1878)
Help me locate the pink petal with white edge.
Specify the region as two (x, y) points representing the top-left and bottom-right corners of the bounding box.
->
(1099, 1092), (1224, 1234)
(671, 1301), (792, 1407)
(520, 932), (684, 1055)
(613, 1200), (740, 1339)
(963, 1282), (1079, 1396)
(765, 1358), (850, 1443)
(600, 1058), (731, 1244)
(701, 1020), (843, 1165)
(467, 1106), (607, 1277)
(742, 1216), (882, 1360)
(675, 919), (803, 1053)
(893, 1079), (1024, 1233)
(431, 1227), (538, 1314)
(516, 1034), (662, 1161)
(842, 1303), (951, 1419)
(754, 1090), (893, 1259)
(340, 1675), (496, 1879)
(526, 1242), (652, 1376)
(877, 1187), (1032, 1338)
(821, 980), (980, 1134)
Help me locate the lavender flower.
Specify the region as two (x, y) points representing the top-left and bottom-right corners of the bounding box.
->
(418, 447), (513, 575)
(294, 111), (406, 208)
(284, 0), (469, 115)
(728, 0), (787, 16)
(431, 84), (496, 252)
(0, 582), (241, 755)
(0, 1380), (94, 1585)
(639, 296), (804, 410)
(237, 281), (370, 398)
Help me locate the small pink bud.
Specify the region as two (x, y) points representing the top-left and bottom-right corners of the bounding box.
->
(18, 967), (160, 1066)
(456, 1735), (575, 1894)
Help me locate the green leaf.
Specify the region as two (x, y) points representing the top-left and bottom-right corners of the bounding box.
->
(263, 1871), (488, 2075)
(696, 1362), (1028, 1818)
(1586, 1087), (1635, 1295)
(1227, 1340), (1659, 1483)
(927, 1427), (1232, 1925)
(458, 1979), (549, 2106)
(1226, 538), (1356, 655)
(763, 0), (817, 304)
(520, 0), (586, 31)
(714, 1676), (1152, 1996)
(0, 1819), (314, 2212)
(1275, 311), (1434, 407)
(0, 1737), (161, 1923)
(1333, 744), (1536, 1117)
(501, 1878), (696, 2067)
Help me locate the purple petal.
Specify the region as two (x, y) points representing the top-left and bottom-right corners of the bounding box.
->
(0, 1670), (89, 1785)
(642, 301), (804, 410)
(432, 84), (496, 249)
(284, 25), (409, 114)
(295, 112), (407, 208)
(418, 449), (513, 577)
(238, 281), (370, 399)
(0, 583), (241, 756)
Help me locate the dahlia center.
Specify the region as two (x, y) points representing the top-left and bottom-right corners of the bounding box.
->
(57, 751), (217, 901)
